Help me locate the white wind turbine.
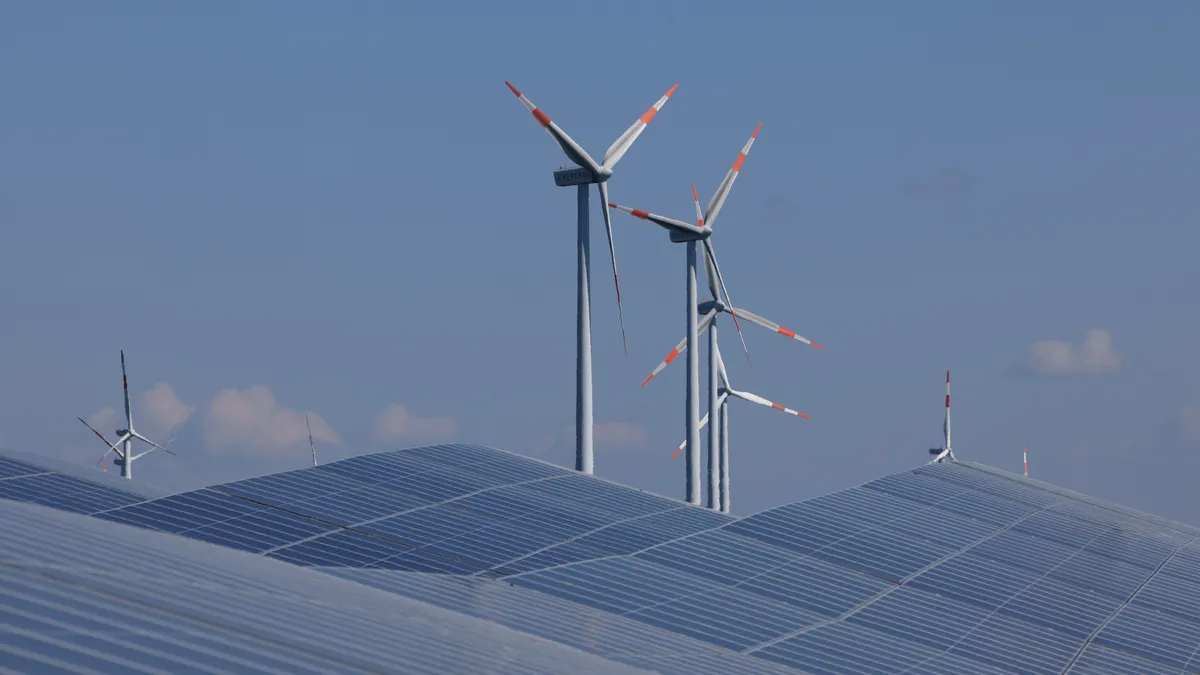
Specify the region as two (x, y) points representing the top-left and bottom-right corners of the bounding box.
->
(505, 80), (678, 476)
(610, 123), (772, 505)
(929, 370), (956, 463)
(613, 123), (822, 506)
(671, 342), (807, 512)
(77, 350), (175, 480)
(635, 173), (823, 508)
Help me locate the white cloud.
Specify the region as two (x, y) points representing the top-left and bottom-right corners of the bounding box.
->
(371, 403), (457, 445)
(594, 422), (648, 449)
(85, 406), (117, 431)
(1027, 329), (1122, 375)
(138, 383), (195, 436)
(203, 386), (339, 456)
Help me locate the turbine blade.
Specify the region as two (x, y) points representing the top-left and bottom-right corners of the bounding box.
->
(703, 122), (762, 229)
(640, 308), (718, 387)
(77, 416), (114, 447)
(703, 240), (751, 367)
(78, 416), (120, 466)
(602, 83), (678, 170)
(671, 410), (711, 459)
(694, 182), (722, 299)
(598, 182), (627, 355)
(131, 430), (177, 457)
(504, 81), (603, 176)
(729, 389), (809, 419)
(120, 350), (133, 429)
(608, 203), (707, 237)
(714, 342), (730, 388)
(724, 306), (824, 350)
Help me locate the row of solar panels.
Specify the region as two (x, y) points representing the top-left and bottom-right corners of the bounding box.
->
(3, 445), (1200, 673)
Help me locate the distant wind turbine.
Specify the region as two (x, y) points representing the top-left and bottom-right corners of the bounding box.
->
(929, 370), (956, 463)
(77, 350), (176, 479)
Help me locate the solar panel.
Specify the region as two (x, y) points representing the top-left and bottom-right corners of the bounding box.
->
(0, 467), (145, 515)
(324, 569), (801, 675)
(6, 443), (1200, 674)
(0, 497), (650, 675)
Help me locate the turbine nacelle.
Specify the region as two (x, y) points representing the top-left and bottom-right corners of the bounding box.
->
(668, 226), (712, 243)
(553, 165), (612, 186)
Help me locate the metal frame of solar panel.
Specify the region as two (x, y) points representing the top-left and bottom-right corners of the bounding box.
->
(6, 443), (1200, 674)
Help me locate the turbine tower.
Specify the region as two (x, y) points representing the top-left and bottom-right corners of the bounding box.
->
(77, 350), (175, 479)
(671, 342), (808, 512)
(929, 370), (956, 463)
(505, 80), (678, 475)
(611, 123), (769, 505)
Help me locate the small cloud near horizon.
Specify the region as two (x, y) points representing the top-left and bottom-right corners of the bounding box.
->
(204, 386), (339, 456)
(371, 403), (457, 445)
(1024, 329), (1122, 375)
(139, 383), (196, 436)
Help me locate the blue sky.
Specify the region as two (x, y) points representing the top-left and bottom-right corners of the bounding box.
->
(2, 1), (1198, 522)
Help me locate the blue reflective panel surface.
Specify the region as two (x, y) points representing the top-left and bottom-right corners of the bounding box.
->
(0, 456), (44, 479)
(1070, 644), (1186, 674)
(845, 586), (993, 651)
(0, 472), (143, 514)
(13, 444), (1200, 675)
(756, 620), (941, 675)
(1094, 602), (1200, 669)
(1136, 569), (1200, 624)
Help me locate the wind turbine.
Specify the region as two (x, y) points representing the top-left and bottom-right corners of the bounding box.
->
(671, 342), (807, 512)
(77, 350), (175, 479)
(610, 123), (770, 505)
(614, 123), (822, 505)
(505, 80), (678, 475)
(929, 370), (956, 463)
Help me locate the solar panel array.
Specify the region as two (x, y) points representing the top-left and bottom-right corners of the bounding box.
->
(0, 453), (145, 514)
(0, 496), (652, 675)
(4, 443), (1200, 674)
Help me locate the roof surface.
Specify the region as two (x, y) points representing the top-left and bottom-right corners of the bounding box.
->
(3, 444), (1200, 674)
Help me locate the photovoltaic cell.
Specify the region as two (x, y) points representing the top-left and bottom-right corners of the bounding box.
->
(844, 585), (994, 651)
(756, 619), (941, 674)
(1071, 644), (1185, 675)
(1094, 602), (1200, 669)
